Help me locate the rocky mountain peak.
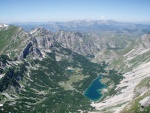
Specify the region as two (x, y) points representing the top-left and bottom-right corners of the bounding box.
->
(30, 27), (51, 35)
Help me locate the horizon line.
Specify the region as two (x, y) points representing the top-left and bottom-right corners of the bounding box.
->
(2, 19), (150, 25)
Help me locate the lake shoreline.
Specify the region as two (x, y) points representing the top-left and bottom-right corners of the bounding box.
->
(84, 76), (106, 102)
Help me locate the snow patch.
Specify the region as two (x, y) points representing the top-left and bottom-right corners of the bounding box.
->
(0, 104), (3, 107)
(0, 74), (5, 79)
(0, 23), (9, 27)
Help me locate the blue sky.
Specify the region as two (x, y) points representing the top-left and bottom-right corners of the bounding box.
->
(0, 0), (150, 23)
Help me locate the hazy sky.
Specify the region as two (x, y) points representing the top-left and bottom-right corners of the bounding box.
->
(0, 0), (150, 23)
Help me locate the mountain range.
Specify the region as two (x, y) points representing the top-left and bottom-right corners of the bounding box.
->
(0, 20), (150, 113)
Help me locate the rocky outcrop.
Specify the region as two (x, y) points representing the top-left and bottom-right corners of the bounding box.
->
(139, 97), (150, 109)
(30, 28), (55, 49)
(20, 40), (43, 60)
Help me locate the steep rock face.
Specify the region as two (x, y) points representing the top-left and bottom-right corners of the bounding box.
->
(19, 28), (55, 60)
(31, 28), (100, 57)
(30, 28), (55, 50)
(28, 28), (128, 58)
(56, 31), (100, 56)
(20, 38), (43, 60)
(29, 28), (101, 57)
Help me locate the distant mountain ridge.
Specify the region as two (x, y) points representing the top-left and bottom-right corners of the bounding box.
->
(12, 20), (150, 34)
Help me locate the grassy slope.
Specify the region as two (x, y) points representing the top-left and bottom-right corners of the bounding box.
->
(110, 36), (150, 73)
(0, 26), (18, 53)
(0, 26), (29, 59)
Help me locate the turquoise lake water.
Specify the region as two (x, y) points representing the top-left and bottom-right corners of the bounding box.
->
(84, 76), (105, 101)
